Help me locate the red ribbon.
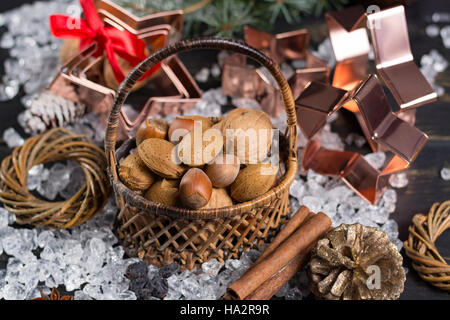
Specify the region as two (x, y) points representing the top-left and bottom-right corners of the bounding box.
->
(50, 0), (159, 84)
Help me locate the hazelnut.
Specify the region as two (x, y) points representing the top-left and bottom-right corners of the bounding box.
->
(205, 154), (240, 188)
(118, 153), (155, 191)
(136, 118), (168, 145)
(179, 168), (212, 209)
(144, 179), (179, 207)
(168, 116), (212, 143)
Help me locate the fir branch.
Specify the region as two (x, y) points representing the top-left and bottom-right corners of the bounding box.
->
(312, 0), (349, 17)
(183, 0), (212, 14)
(194, 0), (260, 38)
(113, 0), (200, 15)
(112, 0), (350, 38)
(262, 0), (314, 24)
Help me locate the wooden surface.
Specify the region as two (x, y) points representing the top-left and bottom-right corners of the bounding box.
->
(0, 0), (449, 300)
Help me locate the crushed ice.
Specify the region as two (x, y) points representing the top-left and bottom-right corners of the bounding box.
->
(2, 127), (24, 148)
(0, 0), (420, 300)
(2, 85), (404, 300)
(0, 0), (75, 104)
(441, 167), (450, 181)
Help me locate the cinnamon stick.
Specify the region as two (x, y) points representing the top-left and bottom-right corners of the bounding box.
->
(245, 243), (315, 300)
(254, 206), (311, 264)
(246, 225), (334, 300)
(247, 225), (335, 300)
(226, 212), (331, 300)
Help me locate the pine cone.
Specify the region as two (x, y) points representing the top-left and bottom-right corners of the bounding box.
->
(308, 223), (405, 300)
(20, 90), (86, 135)
(32, 287), (73, 300)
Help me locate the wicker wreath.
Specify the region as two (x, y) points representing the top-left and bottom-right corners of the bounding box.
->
(404, 201), (450, 292)
(0, 127), (110, 229)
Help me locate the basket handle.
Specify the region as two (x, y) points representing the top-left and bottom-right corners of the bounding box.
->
(105, 38), (297, 218)
(105, 38), (298, 187)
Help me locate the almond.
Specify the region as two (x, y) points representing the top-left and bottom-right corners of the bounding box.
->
(204, 188), (233, 209)
(138, 138), (186, 179)
(230, 163), (278, 202)
(144, 179), (179, 207)
(176, 125), (223, 167)
(118, 153), (155, 191)
(60, 39), (81, 64)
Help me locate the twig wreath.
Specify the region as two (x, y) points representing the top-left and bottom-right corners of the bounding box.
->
(404, 201), (450, 292)
(0, 127), (110, 229)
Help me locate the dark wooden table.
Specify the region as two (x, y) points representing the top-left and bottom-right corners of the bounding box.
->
(0, 0), (449, 300)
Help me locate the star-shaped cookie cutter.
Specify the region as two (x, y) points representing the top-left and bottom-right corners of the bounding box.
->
(326, 5), (437, 123)
(302, 140), (400, 204)
(325, 5), (369, 92)
(48, 11), (201, 141)
(367, 5), (437, 111)
(243, 25), (310, 64)
(222, 27), (330, 117)
(296, 74), (428, 204)
(95, 0), (184, 42)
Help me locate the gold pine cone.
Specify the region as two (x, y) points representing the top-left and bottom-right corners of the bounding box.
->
(308, 223), (405, 300)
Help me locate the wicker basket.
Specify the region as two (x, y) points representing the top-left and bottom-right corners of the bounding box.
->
(104, 38), (298, 270)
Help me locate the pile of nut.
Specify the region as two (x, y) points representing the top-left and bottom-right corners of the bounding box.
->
(118, 108), (279, 210)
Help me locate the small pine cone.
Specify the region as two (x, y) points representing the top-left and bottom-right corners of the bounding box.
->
(308, 223), (405, 300)
(21, 90), (86, 135)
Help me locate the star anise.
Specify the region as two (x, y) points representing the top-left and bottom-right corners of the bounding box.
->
(32, 287), (73, 300)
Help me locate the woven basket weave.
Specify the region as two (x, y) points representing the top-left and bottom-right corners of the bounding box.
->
(105, 38), (298, 270)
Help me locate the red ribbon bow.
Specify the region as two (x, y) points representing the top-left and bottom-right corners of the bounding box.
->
(50, 0), (158, 84)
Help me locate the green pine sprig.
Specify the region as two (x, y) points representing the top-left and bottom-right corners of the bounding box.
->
(192, 0), (261, 38)
(112, 0), (349, 39)
(263, 0), (314, 24)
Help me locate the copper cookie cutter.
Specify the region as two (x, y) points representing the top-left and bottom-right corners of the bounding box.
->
(302, 140), (397, 204)
(48, 7), (201, 141)
(327, 5), (437, 120)
(325, 5), (369, 92)
(95, 0), (184, 43)
(222, 27), (330, 117)
(296, 74), (428, 204)
(243, 25), (310, 64)
(50, 41), (201, 142)
(367, 5), (437, 111)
